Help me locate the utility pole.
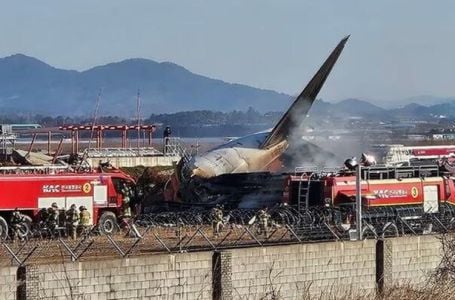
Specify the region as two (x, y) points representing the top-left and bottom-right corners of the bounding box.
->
(136, 89), (141, 153)
(356, 164), (363, 240)
(88, 89), (102, 152)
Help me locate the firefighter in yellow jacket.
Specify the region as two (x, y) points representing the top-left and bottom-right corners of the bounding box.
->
(79, 206), (91, 236)
(66, 204), (79, 239)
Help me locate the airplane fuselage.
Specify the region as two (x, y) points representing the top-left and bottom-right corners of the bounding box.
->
(190, 131), (288, 178)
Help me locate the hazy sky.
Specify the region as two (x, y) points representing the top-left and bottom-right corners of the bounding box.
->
(0, 1), (454, 104)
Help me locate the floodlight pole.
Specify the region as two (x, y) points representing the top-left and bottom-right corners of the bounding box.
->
(356, 164), (363, 240)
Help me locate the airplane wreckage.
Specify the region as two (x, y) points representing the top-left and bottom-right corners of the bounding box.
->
(166, 36), (350, 208)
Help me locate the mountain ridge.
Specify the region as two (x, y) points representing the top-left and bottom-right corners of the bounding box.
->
(1, 54), (455, 119)
(0, 54), (292, 116)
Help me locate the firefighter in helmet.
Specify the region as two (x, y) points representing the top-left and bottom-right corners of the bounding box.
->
(120, 183), (142, 237)
(66, 204), (79, 239)
(211, 205), (224, 236)
(38, 207), (49, 229)
(121, 184), (131, 217)
(121, 183), (132, 219)
(10, 208), (26, 241)
(47, 202), (59, 233)
(79, 206), (91, 236)
(257, 207), (271, 236)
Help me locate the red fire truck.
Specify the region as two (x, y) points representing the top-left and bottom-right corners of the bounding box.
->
(0, 165), (135, 238)
(283, 165), (455, 235)
(284, 165), (455, 209)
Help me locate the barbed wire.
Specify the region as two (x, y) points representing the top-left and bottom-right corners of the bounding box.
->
(1, 205), (454, 266)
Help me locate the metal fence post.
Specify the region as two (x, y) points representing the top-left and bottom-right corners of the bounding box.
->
(356, 164), (363, 240)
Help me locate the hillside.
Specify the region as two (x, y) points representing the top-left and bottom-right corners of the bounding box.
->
(0, 54), (291, 116)
(2, 54), (455, 122)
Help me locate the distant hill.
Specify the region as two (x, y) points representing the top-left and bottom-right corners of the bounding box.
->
(382, 95), (455, 108)
(3, 54), (455, 121)
(311, 98), (455, 121)
(0, 54), (291, 116)
(390, 102), (455, 119)
(311, 98), (386, 118)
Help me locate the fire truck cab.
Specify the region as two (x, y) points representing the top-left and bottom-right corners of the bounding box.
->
(0, 166), (135, 238)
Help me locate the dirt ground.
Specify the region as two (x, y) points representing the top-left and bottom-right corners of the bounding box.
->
(0, 225), (294, 266)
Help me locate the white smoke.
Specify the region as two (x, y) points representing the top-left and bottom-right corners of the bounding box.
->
(283, 107), (370, 171)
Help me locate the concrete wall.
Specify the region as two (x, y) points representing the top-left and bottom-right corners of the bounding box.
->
(0, 266), (17, 300)
(25, 252), (212, 300)
(0, 235), (446, 300)
(382, 235), (442, 287)
(228, 241), (377, 299)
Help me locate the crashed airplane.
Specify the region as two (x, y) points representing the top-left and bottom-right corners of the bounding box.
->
(183, 35), (350, 179)
(164, 36), (349, 208)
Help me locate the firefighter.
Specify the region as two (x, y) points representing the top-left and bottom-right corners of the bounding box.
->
(211, 205), (224, 236)
(47, 202), (59, 233)
(10, 208), (26, 241)
(38, 207), (49, 229)
(257, 207), (271, 236)
(79, 206), (91, 236)
(120, 183), (133, 233)
(121, 183), (132, 219)
(120, 184), (142, 238)
(66, 204), (79, 239)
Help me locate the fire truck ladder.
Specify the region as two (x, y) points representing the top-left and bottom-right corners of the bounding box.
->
(297, 173), (314, 212)
(295, 166), (339, 212)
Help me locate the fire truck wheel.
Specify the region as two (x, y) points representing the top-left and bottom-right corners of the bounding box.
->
(99, 212), (118, 235)
(0, 216), (8, 240)
(17, 216), (32, 239)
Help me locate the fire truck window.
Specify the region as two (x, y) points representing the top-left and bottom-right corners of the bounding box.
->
(112, 178), (130, 194)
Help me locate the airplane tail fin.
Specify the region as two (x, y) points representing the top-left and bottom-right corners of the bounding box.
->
(260, 35), (349, 149)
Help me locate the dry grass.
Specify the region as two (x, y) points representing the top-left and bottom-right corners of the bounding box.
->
(293, 281), (455, 300)
(377, 282), (455, 300)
